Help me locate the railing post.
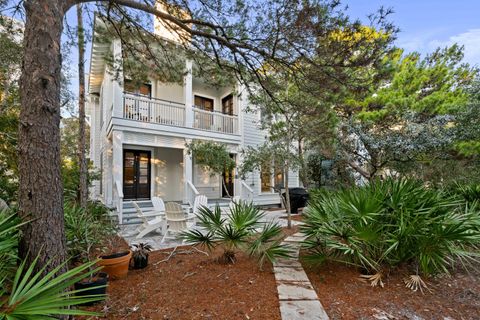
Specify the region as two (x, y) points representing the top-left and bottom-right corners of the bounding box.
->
(184, 60), (193, 128)
(183, 141), (193, 204)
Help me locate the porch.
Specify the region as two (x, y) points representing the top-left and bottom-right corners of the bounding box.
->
(109, 142), (254, 224)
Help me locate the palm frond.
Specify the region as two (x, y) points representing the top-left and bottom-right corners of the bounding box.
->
(1, 258), (104, 318)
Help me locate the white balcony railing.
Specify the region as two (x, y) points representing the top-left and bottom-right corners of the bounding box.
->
(193, 107), (238, 134)
(122, 93), (239, 135)
(123, 93), (185, 127)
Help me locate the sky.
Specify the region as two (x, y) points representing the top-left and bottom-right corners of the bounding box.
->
(344, 0), (480, 66)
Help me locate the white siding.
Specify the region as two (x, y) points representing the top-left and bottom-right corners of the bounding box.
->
(238, 88), (300, 206)
(153, 147), (184, 201)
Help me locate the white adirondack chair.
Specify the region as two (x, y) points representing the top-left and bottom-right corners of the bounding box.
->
(161, 202), (191, 243)
(133, 201), (166, 239)
(191, 195), (208, 224)
(151, 196), (166, 214)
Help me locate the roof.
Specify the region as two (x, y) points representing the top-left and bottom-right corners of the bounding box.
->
(88, 15), (111, 94)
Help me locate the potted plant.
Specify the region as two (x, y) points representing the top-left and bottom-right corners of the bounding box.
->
(131, 243), (153, 269)
(64, 204), (110, 304)
(98, 250), (132, 279)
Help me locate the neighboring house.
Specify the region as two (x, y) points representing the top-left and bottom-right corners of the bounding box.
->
(87, 14), (299, 223)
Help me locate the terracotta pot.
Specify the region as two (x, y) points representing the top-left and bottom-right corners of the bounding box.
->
(98, 250), (132, 280)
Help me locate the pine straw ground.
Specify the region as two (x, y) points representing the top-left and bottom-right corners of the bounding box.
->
(82, 220), (479, 320)
(80, 226), (300, 320)
(303, 260), (480, 320)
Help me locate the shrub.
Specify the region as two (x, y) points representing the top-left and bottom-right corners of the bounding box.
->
(0, 210), (104, 318)
(0, 209), (22, 285)
(64, 201), (117, 262)
(446, 182), (480, 204)
(181, 201), (290, 268)
(302, 178), (480, 277)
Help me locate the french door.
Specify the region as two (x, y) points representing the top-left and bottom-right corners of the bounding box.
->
(123, 150), (151, 200)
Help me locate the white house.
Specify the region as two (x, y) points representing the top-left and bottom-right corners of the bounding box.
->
(87, 13), (299, 224)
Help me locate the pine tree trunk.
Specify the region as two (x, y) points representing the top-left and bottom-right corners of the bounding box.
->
(77, 3), (88, 208)
(284, 163), (291, 229)
(18, 0), (68, 274)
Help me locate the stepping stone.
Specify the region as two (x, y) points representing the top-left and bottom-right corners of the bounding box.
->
(274, 258), (303, 268)
(284, 236), (306, 243)
(279, 300), (329, 320)
(292, 232), (306, 237)
(277, 281), (318, 300)
(274, 266), (310, 282)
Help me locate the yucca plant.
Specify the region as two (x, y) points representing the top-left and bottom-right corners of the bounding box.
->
(0, 258), (104, 319)
(302, 178), (480, 285)
(447, 182), (480, 204)
(181, 201), (290, 268)
(0, 210), (24, 284)
(0, 210), (105, 319)
(64, 202), (117, 262)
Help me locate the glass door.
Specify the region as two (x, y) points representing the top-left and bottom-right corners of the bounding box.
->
(123, 150), (151, 200)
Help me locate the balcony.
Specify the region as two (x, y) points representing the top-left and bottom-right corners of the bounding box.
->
(124, 93), (185, 127)
(193, 107), (238, 135)
(122, 93), (239, 135)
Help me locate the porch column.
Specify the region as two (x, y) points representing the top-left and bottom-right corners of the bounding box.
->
(234, 150), (242, 198)
(183, 139), (193, 204)
(184, 59), (193, 128)
(112, 39), (124, 118)
(112, 130), (124, 221)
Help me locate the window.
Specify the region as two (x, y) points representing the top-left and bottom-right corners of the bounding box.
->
(124, 79), (152, 97)
(261, 163), (272, 193)
(260, 161), (284, 193)
(222, 94), (234, 115)
(274, 164), (284, 189)
(194, 95), (214, 111)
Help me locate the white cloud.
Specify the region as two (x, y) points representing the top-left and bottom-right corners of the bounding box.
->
(428, 29), (480, 66)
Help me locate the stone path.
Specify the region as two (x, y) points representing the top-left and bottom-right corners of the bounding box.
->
(274, 233), (329, 320)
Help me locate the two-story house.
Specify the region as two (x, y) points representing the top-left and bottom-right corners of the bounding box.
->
(87, 13), (299, 224)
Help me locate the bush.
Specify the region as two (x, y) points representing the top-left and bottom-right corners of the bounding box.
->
(446, 182), (480, 204)
(0, 210), (104, 318)
(0, 209), (21, 285)
(181, 201), (290, 268)
(302, 178), (480, 277)
(64, 201), (117, 262)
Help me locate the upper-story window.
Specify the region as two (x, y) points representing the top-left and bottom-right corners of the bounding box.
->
(222, 94), (234, 115)
(194, 95), (214, 111)
(124, 79), (152, 98)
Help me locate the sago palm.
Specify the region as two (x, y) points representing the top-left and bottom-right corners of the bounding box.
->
(181, 201), (290, 268)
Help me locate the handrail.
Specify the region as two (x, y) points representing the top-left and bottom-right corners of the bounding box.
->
(123, 92), (184, 106)
(192, 105), (238, 118)
(186, 180), (200, 208)
(114, 180), (123, 224)
(241, 181), (254, 203)
(241, 181), (253, 194)
(192, 106), (239, 134)
(124, 93), (185, 126)
(187, 180), (199, 195)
